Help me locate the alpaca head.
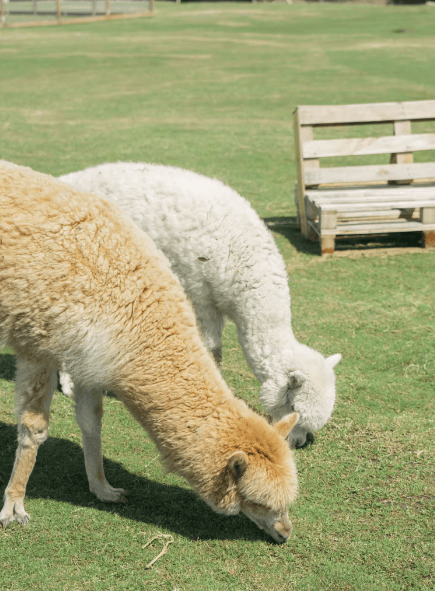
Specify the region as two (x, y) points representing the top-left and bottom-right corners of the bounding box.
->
(259, 345), (341, 448)
(208, 412), (299, 543)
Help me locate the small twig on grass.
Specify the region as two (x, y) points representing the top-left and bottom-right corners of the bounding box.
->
(142, 533), (174, 569)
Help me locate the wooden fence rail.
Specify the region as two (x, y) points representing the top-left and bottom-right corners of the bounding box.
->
(1, 0), (153, 27)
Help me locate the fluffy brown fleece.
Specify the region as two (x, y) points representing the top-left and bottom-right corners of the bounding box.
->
(0, 163), (298, 542)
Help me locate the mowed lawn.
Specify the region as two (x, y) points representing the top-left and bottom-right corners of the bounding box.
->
(0, 3), (434, 590)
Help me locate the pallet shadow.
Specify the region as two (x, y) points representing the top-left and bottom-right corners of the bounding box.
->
(263, 216), (423, 255)
(0, 421), (273, 544)
(0, 353), (16, 382)
(263, 217), (319, 255)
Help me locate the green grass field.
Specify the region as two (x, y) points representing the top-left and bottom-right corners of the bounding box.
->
(0, 3), (434, 590)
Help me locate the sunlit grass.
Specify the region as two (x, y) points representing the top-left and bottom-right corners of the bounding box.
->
(1, 3), (434, 590)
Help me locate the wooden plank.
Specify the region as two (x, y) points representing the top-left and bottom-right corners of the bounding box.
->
(308, 194), (434, 206)
(390, 120), (413, 185)
(312, 201), (434, 213)
(294, 183), (300, 227)
(307, 220), (320, 238)
(304, 162), (435, 186)
(305, 200), (418, 221)
(321, 235), (335, 255)
(303, 133), (435, 159)
(337, 209), (416, 220)
(305, 198), (319, 221)
(421, 207), (435, 224)
(295, 101), (435, 126)
(320, 220), (435, 236)
(294, 110), (310, 237)
(320, 210), (337, 230)
(301, 126), (319, 174)
(391, 121), (413, 163)
(306, 185), (435, 201)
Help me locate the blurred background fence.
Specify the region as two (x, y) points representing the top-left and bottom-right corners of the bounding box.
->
(0, 0), (153, 27)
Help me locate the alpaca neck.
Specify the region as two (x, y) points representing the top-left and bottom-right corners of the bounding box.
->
(115, 348), (242, 505)
(219, 244), (295, 384)
(231, 288), (296, 384)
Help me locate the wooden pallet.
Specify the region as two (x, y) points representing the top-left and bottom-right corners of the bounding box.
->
(293, 100), (435, 254)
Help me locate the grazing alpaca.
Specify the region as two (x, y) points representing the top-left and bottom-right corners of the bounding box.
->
(0, 163), (299, 543)
(58, 162), (341, 447)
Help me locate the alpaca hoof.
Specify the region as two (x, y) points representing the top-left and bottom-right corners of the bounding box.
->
(15, 512), (30, 525)
(113, 488), (129, 504)
(0, 516), (14, 529)
(92, 484), (129, 503)
(0, 512), (26, 528)
(0, 507), (30, 527)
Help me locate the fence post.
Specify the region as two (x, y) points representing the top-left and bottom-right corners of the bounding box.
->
(106, 0), (110, 15)
(56, 0), (61, 23)
(1, 0), (5, 27)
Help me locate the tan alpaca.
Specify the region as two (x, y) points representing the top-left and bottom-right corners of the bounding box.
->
(0, 164), (299, 543)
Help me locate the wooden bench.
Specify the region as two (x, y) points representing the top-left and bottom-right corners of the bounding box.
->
(293, 100), (435, 254)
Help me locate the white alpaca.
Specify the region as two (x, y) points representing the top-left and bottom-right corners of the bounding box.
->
(58, 163), (341, 447)
(0, 163), (299, 543)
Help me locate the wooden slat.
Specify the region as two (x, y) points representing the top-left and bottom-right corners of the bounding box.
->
(295, 101), (435, 126)
(302, 126), (320, 185)
(317, 220), (435, 236)
(306, 185), (435, 202)
(320, 210), (337, 230)
(337, 210), (417, 220)
(308, 200), (434, 213)
(307, 195), (434, 206)
(391, 121), (413, 162)
(390, 120), (413, 186)
(421, 207), (435, 224)
(304, 162), (435, 186)
(303, 133), (435, 159)
(294, 109), (310, 237)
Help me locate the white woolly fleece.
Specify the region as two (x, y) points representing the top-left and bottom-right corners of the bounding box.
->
(58, 162), (341, 446)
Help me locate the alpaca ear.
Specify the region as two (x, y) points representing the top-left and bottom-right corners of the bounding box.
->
(288, 370), (307, 390)
(274, 412), (299, 439)
(326, 353), (342, 368)
(227, 451), (248, 480)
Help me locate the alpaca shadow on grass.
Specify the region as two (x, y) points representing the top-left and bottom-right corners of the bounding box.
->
(0, 353), (16, 382)
(263, 216), (423, 255)
(0, 421), (276, 544)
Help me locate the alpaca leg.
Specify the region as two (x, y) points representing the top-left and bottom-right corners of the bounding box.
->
(74, 386), (127, 503)
(195, 305), (225, 366)
(0, 357), (57, 528)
